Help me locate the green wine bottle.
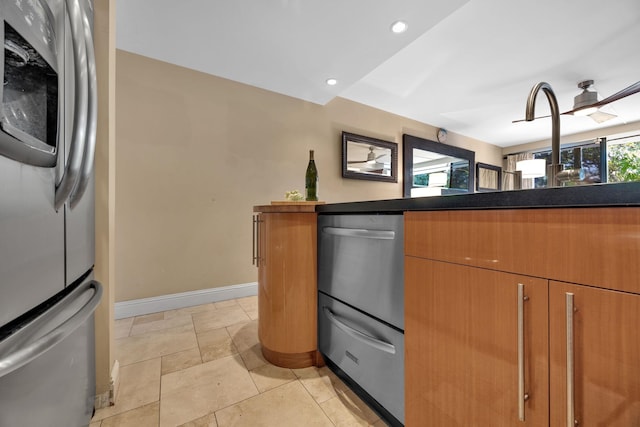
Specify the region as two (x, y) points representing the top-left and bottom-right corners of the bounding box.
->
(305, 150), (319, 201)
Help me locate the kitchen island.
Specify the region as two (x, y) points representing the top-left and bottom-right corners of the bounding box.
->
(316, 180), (640, 213)
(316, 181), (640, 427)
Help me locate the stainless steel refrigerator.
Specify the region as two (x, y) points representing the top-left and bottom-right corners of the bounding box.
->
(0, 0), (102, 425)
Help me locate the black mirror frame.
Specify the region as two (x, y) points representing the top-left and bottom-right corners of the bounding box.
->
(403, 133), (475, 197)
(476, 162), (503, 192)
(342, 132), (398, 183)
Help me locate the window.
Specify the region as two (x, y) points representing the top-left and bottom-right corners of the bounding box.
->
(606, 135), (640, 183)
(516, 133), (640, 187)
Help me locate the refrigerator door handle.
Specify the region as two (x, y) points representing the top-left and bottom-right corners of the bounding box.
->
(54, 0), (89, 211)
(0, 281), (102, 378)
(69, 0), (97, 209)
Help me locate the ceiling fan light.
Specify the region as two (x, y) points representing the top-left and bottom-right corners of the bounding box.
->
(587, 110), (617, 123)
(574, 106), (598, 116)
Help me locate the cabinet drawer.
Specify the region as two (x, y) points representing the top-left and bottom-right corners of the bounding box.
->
(318, 214), (404, 328)
(318, 292), (404, 424)
(405, 208), (640, 295)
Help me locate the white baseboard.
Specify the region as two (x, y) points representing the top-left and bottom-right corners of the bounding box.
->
(114, 282), (258, 319)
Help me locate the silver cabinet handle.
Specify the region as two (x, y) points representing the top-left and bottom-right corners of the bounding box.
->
(0, 280), (102, 378)
(517, 283), (530, 421)
(55, 0), (89, 210)
(69, 0), (97, 209)
(252, 215), (258, 266)
(322, 226), (395, 240)
(252, 216), (262, 267)
(322, 306), (396, 354)
(566, 292), (575, 427)
(518, 283), (525, 421)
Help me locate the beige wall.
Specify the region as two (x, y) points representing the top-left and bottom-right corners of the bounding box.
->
(115, 50), (502, 302)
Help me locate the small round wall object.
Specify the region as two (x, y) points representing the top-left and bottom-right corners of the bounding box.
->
(437, 128), (448, 143)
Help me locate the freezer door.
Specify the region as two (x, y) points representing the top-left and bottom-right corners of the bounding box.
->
(0, 278), (102, 426)
(0, 156), (65, 327)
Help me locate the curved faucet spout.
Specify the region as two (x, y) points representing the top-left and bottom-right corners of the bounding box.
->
(525, 82), (562, 187)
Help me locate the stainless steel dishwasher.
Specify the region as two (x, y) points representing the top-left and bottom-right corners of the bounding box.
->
(317, 214), (404, 426)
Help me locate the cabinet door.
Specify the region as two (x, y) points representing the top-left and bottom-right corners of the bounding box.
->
(405, 257), (548, 426)
(550, 282), (640, 427)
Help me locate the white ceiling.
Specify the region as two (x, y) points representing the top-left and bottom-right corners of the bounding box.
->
(116, 0), (640, 148)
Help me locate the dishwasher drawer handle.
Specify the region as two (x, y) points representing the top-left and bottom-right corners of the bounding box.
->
(0, 281), (103, 378)
(322, 306), (396, 354)
(322, 227), (395, 240)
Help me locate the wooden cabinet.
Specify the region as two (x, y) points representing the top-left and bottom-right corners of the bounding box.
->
(253, 203), (321, 368)
(405, 257), (548, 426)
(405, 208), (640, 426)
(549, 282), (640, 427)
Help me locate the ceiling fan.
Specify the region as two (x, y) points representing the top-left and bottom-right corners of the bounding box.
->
(513, 79), (640, 124)
(347, 146), (386, 165)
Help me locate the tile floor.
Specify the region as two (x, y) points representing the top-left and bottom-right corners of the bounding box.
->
(91, 296), (388, 427)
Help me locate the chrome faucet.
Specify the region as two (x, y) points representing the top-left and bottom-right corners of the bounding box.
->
(525, 82), (563, 187)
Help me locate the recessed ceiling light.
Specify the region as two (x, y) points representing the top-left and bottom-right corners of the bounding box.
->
(391, 20), (408, 34)
(326, 78), (338, 86)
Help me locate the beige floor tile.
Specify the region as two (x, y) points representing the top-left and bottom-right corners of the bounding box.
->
(162, 347), (202, 375)
(372, 419), (389, 426)
(249, 363), (296, 393)
(197, 327), (238, 363)
(90, 421), (102, 427)
(226, 320), (267, 370)
(115, 323), (198, 366)
(130, 312), (193, 336)
(226, 320), (258, 352)
(215, 380), (334, 427)
(100, 402), (159, 427)
(213, 299), (239, 309)
(93, 358), (161, 421)
(244, 310), (259, 321)
(236, 296), (257, 311)
(114, 317), (134, 339)
(192, 305), (251, 333)
(238, 342), (268, 371)
(178, 413), (218, 427)
(133, 312), (164, 326)
(236, 296), (258, 320)
(320, 389), (381, 427)
(164, 303), (216, 319)
(159, 355), (258, 427)
(294, 366), (349, 403)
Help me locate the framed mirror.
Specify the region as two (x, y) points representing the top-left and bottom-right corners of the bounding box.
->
(403, 133), (475, 197)
(476, 163), (502, 192)
(342, 132), (398, 182)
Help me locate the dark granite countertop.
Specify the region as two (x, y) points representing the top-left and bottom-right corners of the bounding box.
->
(316, 181), (640, 214)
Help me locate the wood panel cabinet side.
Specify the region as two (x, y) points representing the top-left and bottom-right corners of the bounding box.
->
(256, 212), (317, 364)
